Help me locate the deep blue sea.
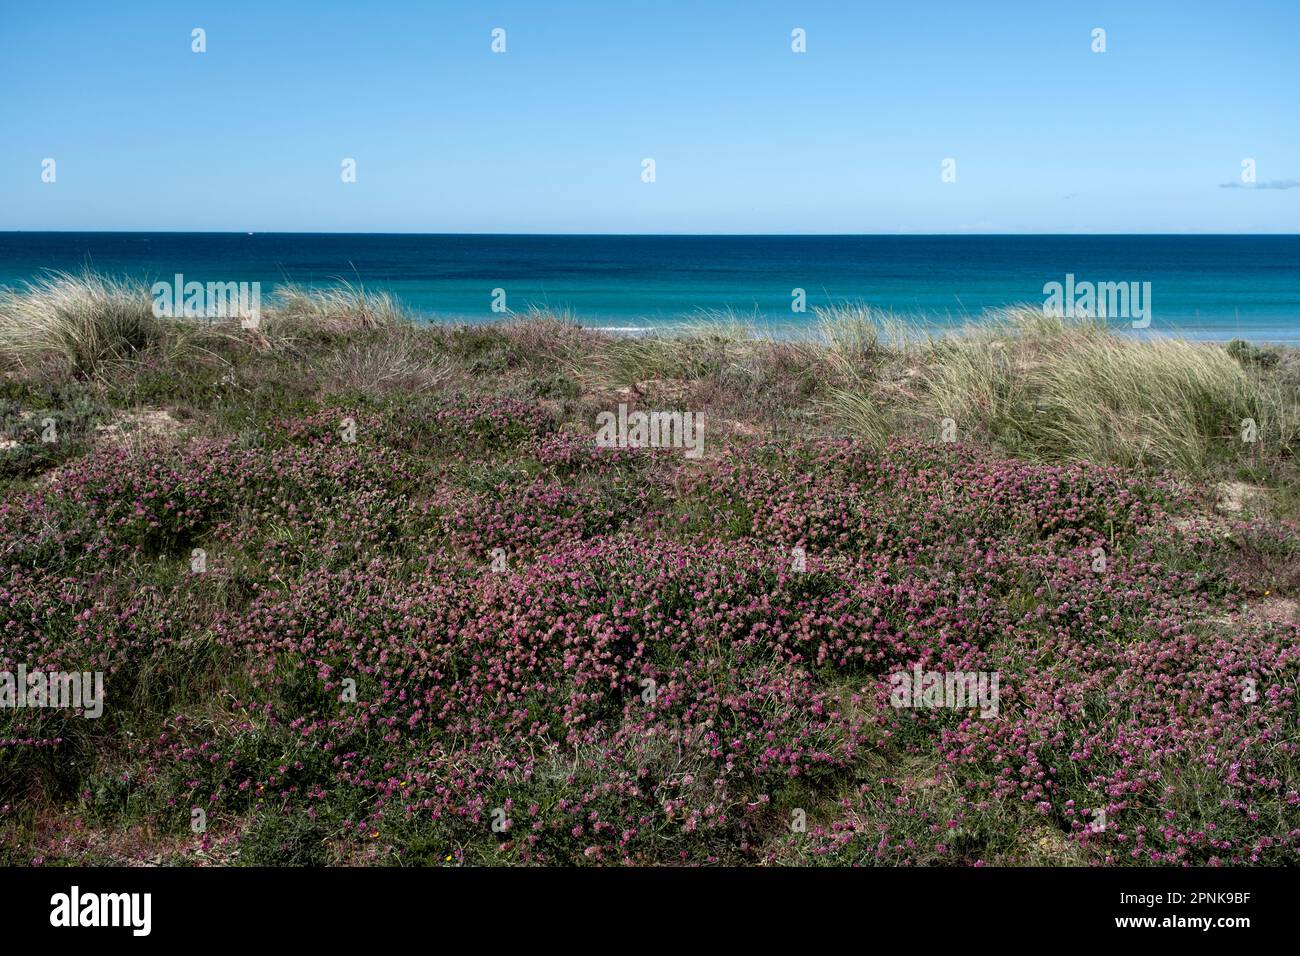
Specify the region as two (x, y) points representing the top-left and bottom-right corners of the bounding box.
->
(0, 233), (1296, 342)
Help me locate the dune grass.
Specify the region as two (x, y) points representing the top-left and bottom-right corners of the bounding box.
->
(0, 272), (1295, 480)
(589, 314), (768, 384)
(821, 306), (1299, 474)
(0, 273), (415, 378)
(0, 272), (166, 375)
(262, 282), (406, 337)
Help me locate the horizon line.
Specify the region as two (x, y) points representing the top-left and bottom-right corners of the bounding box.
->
(2, 230), (1298, 238)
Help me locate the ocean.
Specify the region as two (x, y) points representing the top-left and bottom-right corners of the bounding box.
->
(0, 233), (1296, 342)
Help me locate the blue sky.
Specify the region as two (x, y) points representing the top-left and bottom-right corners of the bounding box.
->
(1, 0), (1296, 233)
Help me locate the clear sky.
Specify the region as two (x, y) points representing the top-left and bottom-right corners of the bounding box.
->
(1, 0), (1296, 233)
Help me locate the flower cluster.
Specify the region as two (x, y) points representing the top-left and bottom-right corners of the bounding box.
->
(3, 401), (1295, 866)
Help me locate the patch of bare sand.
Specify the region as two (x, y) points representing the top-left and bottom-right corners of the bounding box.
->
(1209, 597), (1298, 630)
(715, 417), (768, 440)
(1170, 481), (1275, 538)
(615, 378), (691, 403)
(94, 408), (184, 443)
(1248, 597), (1299, 625)
(1216, 481), (1269, 515)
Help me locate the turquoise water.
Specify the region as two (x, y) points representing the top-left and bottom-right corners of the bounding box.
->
(0, 233), (1296, 342)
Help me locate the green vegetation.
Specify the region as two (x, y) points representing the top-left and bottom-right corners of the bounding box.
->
(0, 273), (1296, 866)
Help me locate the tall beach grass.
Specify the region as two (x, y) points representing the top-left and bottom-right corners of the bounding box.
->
(0, 272), (165, 375)
(0, 272), (1295, 477)
(822, 306), (1299, 473)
